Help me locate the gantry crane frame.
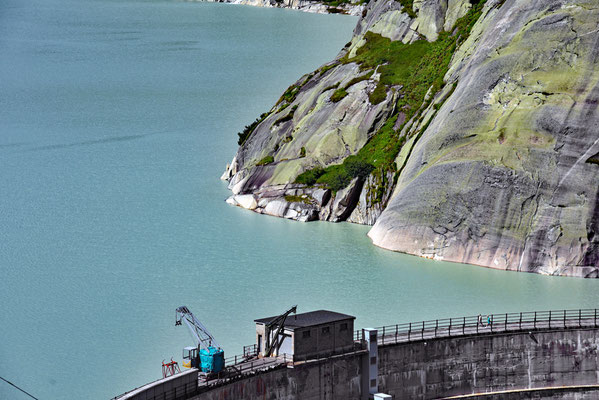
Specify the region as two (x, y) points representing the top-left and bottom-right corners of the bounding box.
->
(264, 305), (297, 357)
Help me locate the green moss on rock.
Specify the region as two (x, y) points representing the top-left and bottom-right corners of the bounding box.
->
(284, 194), (313, 204)
(256, 155), (274, 166)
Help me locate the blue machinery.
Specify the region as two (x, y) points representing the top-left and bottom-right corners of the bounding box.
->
(175, 306), (224, 374)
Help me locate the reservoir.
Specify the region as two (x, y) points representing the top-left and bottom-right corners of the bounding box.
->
(1, 0), (599, 398)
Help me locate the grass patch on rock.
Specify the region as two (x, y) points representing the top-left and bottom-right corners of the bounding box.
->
(295, 167), (325, 185)
(295, 157), (375, 191)
(275, 69), (321, 107)
(256, 155), (274, 166)
(330, 71), (374, 103)
(274, 105), (298, 125)
(330, 87), (349, 103)
(345, 0), (485, 113)
(277, 85), (300, 105)
(397, 0), (416, 18)
(284, 194), (312, 204)
(316, 157), (374, 191)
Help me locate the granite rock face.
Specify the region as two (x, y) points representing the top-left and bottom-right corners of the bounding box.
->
(223, 0), (599, 277)
(369, 0), (599, 277)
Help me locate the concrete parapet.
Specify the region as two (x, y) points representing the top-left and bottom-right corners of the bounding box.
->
(117, 368), (198, 400)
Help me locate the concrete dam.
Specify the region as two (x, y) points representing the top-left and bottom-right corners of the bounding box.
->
(115, 309), (599, 399)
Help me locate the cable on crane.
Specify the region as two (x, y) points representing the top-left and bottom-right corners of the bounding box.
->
(0, 375), (40, 400)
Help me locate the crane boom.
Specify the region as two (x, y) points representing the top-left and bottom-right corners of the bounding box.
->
(175, 306), (221, 350)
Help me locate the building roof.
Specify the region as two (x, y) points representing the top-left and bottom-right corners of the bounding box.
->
(255, 310), (355, 330)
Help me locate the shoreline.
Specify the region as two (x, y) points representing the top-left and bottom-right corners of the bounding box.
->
(190, 0), (365, 16)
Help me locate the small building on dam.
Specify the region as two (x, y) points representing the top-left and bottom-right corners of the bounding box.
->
(254, 309), (355, 359)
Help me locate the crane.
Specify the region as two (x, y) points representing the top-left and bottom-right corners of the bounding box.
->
(264, 305), (297, 357)
(175, 306), (224, 374)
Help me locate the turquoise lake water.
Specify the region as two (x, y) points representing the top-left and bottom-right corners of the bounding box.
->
(2, 0), (599, 398)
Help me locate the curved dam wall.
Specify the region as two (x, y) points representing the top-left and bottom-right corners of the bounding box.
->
(190, 327), (599, 399)
(190, 352), (363, 400)
(378, 328), (599, 398)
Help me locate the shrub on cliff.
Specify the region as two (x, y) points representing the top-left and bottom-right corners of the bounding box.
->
(344, 156), (374, 179)
(327, 171), (352, 191)
(295, 167), (325, 185)
(237, 112), (270, 145)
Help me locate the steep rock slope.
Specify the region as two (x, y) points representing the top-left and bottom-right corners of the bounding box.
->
(370, 0), (599, 277)
(223, 0), (599, 277)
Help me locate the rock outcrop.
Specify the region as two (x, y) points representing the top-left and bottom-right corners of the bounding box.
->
(222, 0), (599, 277)
(369, 0), (599, 277)
(201, 0), (365, 16)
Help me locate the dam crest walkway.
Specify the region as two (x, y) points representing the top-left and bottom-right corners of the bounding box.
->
(352, 308), (599, 350)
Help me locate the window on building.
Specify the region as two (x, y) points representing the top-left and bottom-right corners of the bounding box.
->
(370, 356), (376, 365)
(302, 330), (311, 339)
(370, 379), (376, 387)
(322, 327), (330, 335)
(340, 323), (348, 331)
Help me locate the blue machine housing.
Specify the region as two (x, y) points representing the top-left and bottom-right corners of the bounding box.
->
(200, 346), (224, 373)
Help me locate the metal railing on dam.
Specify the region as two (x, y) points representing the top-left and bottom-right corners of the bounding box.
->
(353, 308), (599, 345)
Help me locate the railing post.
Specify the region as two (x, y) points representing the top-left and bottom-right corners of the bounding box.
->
(408, 323), (411, 342)
(534, 311), (537, 329)
(595, 309), (597, 328)
(382, 327), (385, 345)
(395, 324), (398, 343)
(449, 318), (452, 336)
(463, 317), (465, 335)
(505, 313), (507, 331)
(579, 309), (582, 327)
(564, 310), (567, 328)
(549, 310), (552, 329)
(422, 321), (425, 340)
(235, 355), (237, 364)
(519, 312), (522, 330)
(490, 315), (493, 333)
(476, 316), (479, 334)
(435, 320), (438, 338)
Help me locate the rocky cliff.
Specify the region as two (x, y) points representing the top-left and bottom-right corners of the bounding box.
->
(222, 0), (599, 278)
